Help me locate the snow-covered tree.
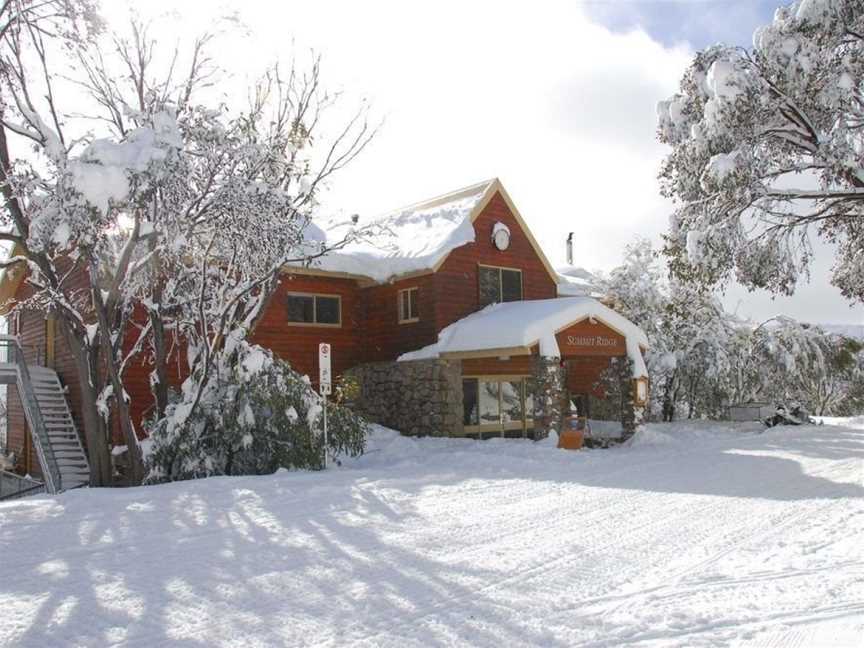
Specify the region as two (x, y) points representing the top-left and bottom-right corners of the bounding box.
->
(145, 341), (367, 482)
(752, 317), (864, 414)
(600, 239), (863, 419)
(658, 1), (864, 300)
(0, 4), (373, 484)
(601, 240), (731, 419)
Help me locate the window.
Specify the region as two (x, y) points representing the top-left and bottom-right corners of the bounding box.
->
(398, 287), (419, 323)
(479, 381), (501, 425)
(463, 379), (479, 426)
(478, 266), (523, 307)
(286, 293), (341, 326)
(462, 377), (534, 436)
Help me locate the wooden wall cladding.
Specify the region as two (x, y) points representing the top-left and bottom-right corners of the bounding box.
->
(434, 192), (558, 332)
(462, 355), (534, 376)
(566, 356), (614, 397)
(359, 273), (438, 363)
(251, 274), (362, 390)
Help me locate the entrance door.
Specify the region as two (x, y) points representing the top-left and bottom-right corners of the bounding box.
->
(462, 376), (534, 438)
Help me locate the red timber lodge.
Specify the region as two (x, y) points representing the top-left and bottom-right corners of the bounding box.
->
(0, 178), (649, 493)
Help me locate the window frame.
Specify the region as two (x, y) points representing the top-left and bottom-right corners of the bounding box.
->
(285, 292), (342, 328)
(477, 264), (524, 306)
(462, 374), (534, 437)
(397, 286), (420, 324)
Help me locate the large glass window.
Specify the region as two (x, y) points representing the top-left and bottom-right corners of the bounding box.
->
(287, 293), (341, 326)
(462, 377), (533, 434)
(501, 380), (523, 424)
(479, 381), (501, 425)
(478, 266), (523, 307)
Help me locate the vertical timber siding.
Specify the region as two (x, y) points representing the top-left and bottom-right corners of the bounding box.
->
(359, 274), (438, 363)
(434, 192), (557, 332)
(251, 274), (361, 390)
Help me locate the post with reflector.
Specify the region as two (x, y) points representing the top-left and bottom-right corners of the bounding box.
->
(318, 343), (332, 468)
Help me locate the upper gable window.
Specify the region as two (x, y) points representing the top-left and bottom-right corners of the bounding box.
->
(479, 265), (523, 307)
(287, 293), (341, 326)
(398, 287), (419, 323)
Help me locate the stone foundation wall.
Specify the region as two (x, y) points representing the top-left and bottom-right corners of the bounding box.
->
(346, 359), (463, 437)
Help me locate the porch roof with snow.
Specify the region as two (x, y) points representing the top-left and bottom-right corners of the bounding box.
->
(291, 178), (560, 285)
(398, 296), (649, 378)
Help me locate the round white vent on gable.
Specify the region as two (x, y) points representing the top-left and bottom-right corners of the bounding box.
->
(492, 222), (511, 251)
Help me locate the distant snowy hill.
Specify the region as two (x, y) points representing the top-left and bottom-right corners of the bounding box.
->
(818, 324), (864, 340)
(556, 265), (603, 297)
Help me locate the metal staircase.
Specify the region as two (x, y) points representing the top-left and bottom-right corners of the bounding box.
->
(0, 335), (89, 494)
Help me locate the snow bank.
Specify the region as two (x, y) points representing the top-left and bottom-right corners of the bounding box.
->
(399, 296), (649, 378)
(627, 420), (765, 450)
(293, 180), (493, 283)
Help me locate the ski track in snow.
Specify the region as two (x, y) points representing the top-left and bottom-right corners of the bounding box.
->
(0, 421), (862, 647)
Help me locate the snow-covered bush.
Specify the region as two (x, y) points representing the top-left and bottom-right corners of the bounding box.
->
(144, 343), (367, 483)
(658, 1), (864, 301)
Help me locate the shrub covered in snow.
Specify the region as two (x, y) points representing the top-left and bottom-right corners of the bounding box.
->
(144, 343), (367, 483)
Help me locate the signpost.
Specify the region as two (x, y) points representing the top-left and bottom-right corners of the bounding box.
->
(319, 343), (331, 468)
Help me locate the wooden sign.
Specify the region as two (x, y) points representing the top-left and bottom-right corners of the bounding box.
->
(556, 320), (625, 357)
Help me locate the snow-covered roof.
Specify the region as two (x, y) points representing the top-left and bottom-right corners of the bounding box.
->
(293, 178), (559, 285)
(556, 265), (604, 298)
(294, 180), (493, 283)
(399, 296), (649, 378)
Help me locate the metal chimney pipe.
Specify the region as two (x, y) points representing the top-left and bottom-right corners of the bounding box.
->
(566, 232), (574, 266)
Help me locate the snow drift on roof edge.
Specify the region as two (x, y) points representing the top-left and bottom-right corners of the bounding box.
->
(292, 180), (494, 284)
(399, 296), (649, 378)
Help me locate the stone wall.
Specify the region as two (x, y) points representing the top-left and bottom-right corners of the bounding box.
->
(531, 356), (566, 441)
(591, 356), (641, 440)
(346, 359), (463, 437)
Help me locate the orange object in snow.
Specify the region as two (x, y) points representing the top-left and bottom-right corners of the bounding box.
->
(558, 415), (587, 450)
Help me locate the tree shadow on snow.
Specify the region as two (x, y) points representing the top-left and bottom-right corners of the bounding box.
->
(1, 473), (570, 647)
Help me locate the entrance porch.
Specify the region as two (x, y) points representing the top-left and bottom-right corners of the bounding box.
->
(349, 297), (649, 440)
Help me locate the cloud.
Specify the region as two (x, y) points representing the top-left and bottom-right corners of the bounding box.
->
(99, 0), (863, 324)
(550, 29), (690, 153)
(582, 0), (778, 49)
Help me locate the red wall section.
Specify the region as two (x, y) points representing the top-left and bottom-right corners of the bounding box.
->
(434, 192), (557, 332)
(462, 356), (534, 376)
(566, 356), (614, 398)
(120, 303), (187, 439)
(251, 273), (362, 390)
(359, 274), (438, 363)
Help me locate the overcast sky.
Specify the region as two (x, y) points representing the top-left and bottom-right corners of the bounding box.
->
(102, 0), (863, 326)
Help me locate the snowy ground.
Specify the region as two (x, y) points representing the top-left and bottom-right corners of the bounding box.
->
(1, 420), (862, 647)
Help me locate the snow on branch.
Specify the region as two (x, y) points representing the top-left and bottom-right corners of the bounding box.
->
(658, 1), (864, 301)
